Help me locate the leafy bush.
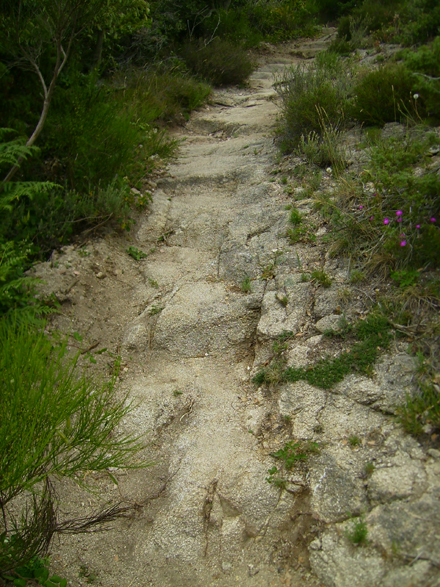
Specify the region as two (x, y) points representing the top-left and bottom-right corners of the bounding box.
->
(350, 63), (421, 126)
(0, 316), (147, 576)
(181, 39), (255, 86)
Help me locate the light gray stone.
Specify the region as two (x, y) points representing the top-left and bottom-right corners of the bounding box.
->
(309, 529), (386, 587)
(279, 382), (326, 438)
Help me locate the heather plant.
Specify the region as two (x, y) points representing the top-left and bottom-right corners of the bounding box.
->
(328, 133), (440, 270)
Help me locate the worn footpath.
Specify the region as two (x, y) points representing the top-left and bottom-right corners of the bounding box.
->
(33, 32), (440, 587)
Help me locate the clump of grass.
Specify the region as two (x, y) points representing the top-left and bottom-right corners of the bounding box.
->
(349, 270), (366, 284)
(345, 516), (368, 546)
(289, 208), (302, 225)
(349, 435), (361, 446)
(241, 275), (252, 293)
(364, 462), (375, 476)
(311, 270), (332, 288)
(275, 57), (349, 152)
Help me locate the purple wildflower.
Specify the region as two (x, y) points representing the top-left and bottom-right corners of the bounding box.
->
(384, 218), (389, 225)
(400, 241), (406, 246)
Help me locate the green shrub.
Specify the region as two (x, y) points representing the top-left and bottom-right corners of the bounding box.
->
(118, 69), (211, 124)
(0, 316), (147, 575)
(355, 0), (401, 32)
(350, 63), (421, 126)
(402, 37), (440, 123)
(326, 133), (440, 271)
(276, 59), (349, 151)
(45, 74), (151, 190)
(398, 0), (440, 45)
(181, 39), (255, 86)
(202, 2), (316, 47)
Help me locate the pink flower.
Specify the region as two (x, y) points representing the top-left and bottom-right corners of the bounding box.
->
(397, 217), (402, 222)
(416, 224), (420, 229)
(384, 218), (389, 225)
(431, 217), (437, 223)
(396, 210), (403, 216)
(359, 205), (363, 210)
(369, 216), (374, 221)
(400, 241), (406, 246)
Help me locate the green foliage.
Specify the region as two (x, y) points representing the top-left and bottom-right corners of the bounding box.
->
(398, 382), (440, 435)
(241, 275), (252, 293)
(289, 208), (302, 225)
(181, 39), (255, 87)
(349, 435), (360, 446)
(0, 316), (147, 574)
(402, 37), (440, 123)
(2, 556), (67, 587)
(271, 440), (320, 470)
(350, 64), (420, 127)
(311, 270), (332, 288)
(390, 269), (419, 289)
(208, 1), (317, 46)
(281, 313), (391, 389)
(127, 246), (147, 260)
(276, 56), (349, 152)
(328, 133), (440, 270)
(345, 516), (368, 545)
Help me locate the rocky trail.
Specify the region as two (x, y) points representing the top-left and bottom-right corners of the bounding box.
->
(33, 31), (440, 587)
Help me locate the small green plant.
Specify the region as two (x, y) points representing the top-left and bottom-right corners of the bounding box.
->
(311, 270), (332, 288)
(345, 516), (368, 546)
(79, 564), (98, 584)
(301, 273), (311, 282)
(265, 467), (287, 489)
(390, 269), (419, 289)
(349, 435), (361, 446)
(241, 275), (252, 293)
(279, 295), (288, 307)
(287, 225), (316, 244)
(127, 246), (147, 260)
(364, 462), (375, 476)
(261, 263), (275, 280)
(271, 440), (320, 470)
(289, 208), (302, 225)
(148, 278), (159, 288)
(349, 270), (365, 284)
(173, 389), (183, 397)
(78, 247), (90, 257)
(1, 556), (67, 587)
(148, 305), (164, 316)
